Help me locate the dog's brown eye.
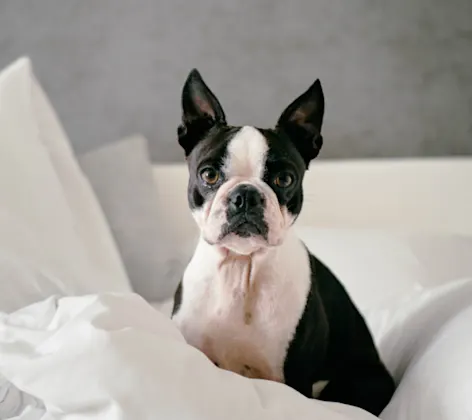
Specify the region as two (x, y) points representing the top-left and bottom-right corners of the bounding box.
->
(200, 167), (220, 185)
(274, 172), (293, 188)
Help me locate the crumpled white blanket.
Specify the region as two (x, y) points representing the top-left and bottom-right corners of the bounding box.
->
(0, 293), (375, 420)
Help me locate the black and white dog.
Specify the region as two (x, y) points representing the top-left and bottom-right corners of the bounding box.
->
(171, 69), (395, 416)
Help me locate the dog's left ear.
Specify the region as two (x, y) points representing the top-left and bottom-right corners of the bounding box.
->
(178, 69), (226, 156)
(276, 79), (325, 167)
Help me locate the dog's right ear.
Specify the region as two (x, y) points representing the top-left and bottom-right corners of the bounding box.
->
(178, 69), (226, 156)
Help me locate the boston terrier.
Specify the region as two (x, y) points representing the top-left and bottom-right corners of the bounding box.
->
(171, 69), (395, 416)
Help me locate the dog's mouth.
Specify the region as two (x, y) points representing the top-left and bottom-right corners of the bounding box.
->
(220, 214), (268, 239)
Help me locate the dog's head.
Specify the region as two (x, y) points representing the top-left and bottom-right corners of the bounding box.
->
(178, 69), (324, 255)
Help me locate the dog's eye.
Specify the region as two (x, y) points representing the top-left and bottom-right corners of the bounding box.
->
(200, 167), (220, 185)
(274, 172), (293, 188)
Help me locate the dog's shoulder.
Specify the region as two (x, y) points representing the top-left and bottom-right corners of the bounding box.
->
(303, 245), (366, 338)
(306, 249), (353, 310)
(284, 244), (376, 386)
(304, 245), (383, 367)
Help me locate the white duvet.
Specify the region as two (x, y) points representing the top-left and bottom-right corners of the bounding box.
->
(1, 280), (472, 420)
(0, 293), (375, 420)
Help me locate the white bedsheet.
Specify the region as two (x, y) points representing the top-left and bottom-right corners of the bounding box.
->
(0, 293), (374, 420)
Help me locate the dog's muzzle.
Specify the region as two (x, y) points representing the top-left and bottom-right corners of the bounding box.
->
(221, 184), (268, 239)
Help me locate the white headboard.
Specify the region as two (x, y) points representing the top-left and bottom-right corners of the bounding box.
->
(153, 158), (472, 240)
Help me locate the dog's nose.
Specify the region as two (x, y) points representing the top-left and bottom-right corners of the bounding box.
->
(228, 185), (264, 213)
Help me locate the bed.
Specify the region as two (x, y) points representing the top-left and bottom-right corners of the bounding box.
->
(1, 57), (471, 420)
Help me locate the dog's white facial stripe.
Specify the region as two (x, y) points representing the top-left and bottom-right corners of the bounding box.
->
(225, 126), (268, 179)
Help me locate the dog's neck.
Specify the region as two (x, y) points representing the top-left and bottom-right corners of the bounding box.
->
(183, 227), (309, 326)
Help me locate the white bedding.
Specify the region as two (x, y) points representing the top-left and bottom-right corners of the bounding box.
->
(0, 294), (375, 420)
(2, 277), (472, 420)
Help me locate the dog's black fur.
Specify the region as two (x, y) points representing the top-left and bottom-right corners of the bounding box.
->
(283, 252), (395, 414)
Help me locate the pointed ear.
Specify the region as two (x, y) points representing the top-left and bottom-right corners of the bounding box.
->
(178, 69), (226, 156)
(276, 79), (325, 166)
(182, 69), (226, 123)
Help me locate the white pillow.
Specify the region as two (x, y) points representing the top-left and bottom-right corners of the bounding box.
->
(296, 227), (472, 311)
(78, 135), (196, 302)
(380, 299), (472, 420)
(0, 57), (131, 313)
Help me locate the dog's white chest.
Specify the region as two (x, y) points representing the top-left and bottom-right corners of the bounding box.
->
(172, 233), (311, 382)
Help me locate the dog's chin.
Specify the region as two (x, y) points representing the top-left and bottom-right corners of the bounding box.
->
(204, 227), (287, 256)
(219, 233), (269, 256)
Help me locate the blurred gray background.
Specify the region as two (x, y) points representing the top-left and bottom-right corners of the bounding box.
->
(1, 0), (471, 162)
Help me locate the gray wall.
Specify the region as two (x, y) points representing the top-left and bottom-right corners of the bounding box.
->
(1, 0), (471, 162)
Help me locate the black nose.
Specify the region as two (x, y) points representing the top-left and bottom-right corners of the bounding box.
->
(228, 185), (264, 213)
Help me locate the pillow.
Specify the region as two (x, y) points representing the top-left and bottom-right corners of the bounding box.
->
(79, 136), (196, 301)
(380, 295), (472, 420)
(296, 227), (472, 311)
(368, 276), (472, 385)
(0, 57), (131, 313)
